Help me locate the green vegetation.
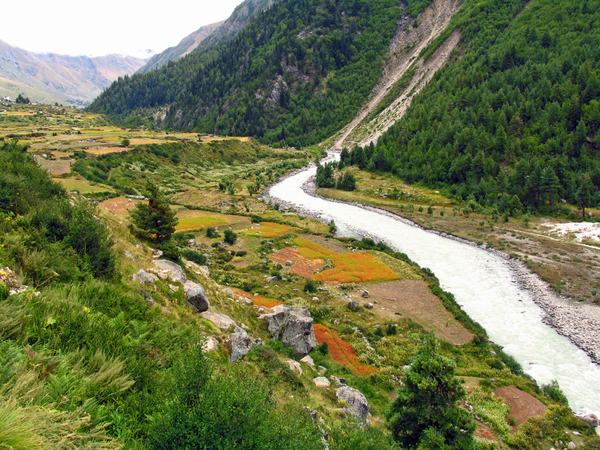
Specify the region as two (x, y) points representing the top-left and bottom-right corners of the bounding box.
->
(387, 333), (476, 449)
(87, 0), (432, 148)
(352, 0), (600, 216)
(129, 182), (179, 245)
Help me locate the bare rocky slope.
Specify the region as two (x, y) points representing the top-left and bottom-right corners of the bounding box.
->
(0, 40), (145, 105)
(329, 0), (461, 151)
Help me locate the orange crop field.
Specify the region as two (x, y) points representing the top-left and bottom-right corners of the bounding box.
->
(312, 252), (399, 284)
(252, 295), (284, 308)
(314, 324), (376, 376)
(247, 222), (293, 238)
(175, 210), (228, 231)
(229, 288), (283, 308)
(84, 147), (132, 155)
(294, 237), (337, 259)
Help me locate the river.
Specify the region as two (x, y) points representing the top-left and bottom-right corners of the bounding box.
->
(267, 163), (600, 416)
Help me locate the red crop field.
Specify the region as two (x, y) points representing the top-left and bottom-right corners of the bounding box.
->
(314, 324), (376, 376)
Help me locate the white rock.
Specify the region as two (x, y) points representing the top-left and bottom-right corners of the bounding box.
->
(313, 377), (331, 387)
(300, 355), (315, 368)
(201, 311), (236, 330)
(284, 360), (303, 375)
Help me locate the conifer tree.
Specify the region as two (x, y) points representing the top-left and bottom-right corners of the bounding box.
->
(386, 333), (476, 449)
(129, 182), (178, 244)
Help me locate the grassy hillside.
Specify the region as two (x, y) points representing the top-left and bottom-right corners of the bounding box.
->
(2, 109), (600, 449)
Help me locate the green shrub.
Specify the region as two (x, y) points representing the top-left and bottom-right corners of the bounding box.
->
(223, 229), (237, 245)
(542, 380), (569, 405)
(148, 346), (321, 450)
(304, 279), (318, 293)
(181, 249), (207, 265)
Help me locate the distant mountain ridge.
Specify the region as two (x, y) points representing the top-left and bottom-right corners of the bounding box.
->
(136, 21), (224, 75)
(0, 40), (145, 106)
(136, 0), (277, 75)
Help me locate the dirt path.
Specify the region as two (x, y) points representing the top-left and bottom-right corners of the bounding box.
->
(330, 0), (461, 151)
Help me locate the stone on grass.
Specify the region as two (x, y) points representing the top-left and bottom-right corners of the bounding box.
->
(336, 386), (369, 422)
(259, 305), (316, 356)
(364, 302), (374, 309)
(362, 290), (370, 298)
(284, 360), (303, 375)
(347, 300), (360, 311)
(184, 280), (210, 312)
(201, 311), (236, 330)
(154, 259), (187, 284)
(202, 336), (219, 352)
(229, 328), (252, 363)
(580, 414), (599, 427)
(266, 276), (278, 283)
(300, 355), (315, 368)
(313, 377), (331, 388)
(132, 269), (158, 286)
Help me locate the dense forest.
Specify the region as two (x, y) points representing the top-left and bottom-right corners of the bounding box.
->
(88, 0), (429, 148)
(355, 0), (600, 215)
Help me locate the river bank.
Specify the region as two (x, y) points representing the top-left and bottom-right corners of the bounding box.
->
(265, 168), (600, 366)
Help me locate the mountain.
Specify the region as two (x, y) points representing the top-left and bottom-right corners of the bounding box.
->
(136, 21), (223, 74)
(0, 40), (145, 106)
(88, 0), (411, 147)
(357, 0), (600, 215)
(137, 0), (278, 75)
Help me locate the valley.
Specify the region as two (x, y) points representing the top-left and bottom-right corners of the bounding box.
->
(1, 0), (600, 447)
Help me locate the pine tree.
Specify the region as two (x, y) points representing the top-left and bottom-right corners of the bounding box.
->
(129, 182), (179, 244)
(386, 333), (476, 449)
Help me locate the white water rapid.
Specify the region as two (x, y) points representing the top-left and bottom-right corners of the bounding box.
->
(268, 164), (600, 416)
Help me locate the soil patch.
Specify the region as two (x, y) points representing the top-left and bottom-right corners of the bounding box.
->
(495, 385), (547, 429)
(352, 279), (473, 345)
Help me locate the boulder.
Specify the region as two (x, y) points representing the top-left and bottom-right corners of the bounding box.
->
(300, 355), (315, 369)
(336, 386), (369, 422)
(580, 413), (599, 427)
(154, 259), (187, 284)
(224, 287), (235, 298)
(347, 300), (360, 311)
(259, 305), (316, 356)
(184, 280), (210, 312)
(201, 311), (236, 330)
(568, 443), (577, 450)
(284, 360), (303, 375)
(230, 329), (252, 363)
(362, 290), (370, 298)
(123, 250), (133, 259)
(364, 302), (374, 309)
(132, 269), (158, 286)
(202, 336), (219, 352)
(266, 276), (278, 283)
(313, 377), (331, 388)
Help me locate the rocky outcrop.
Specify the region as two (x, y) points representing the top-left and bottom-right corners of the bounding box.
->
(579, 413), (599, 427)
(153, 260), (187, 284)
(184, 280), (210, 312)
(313, 377), (330, 388)
(336, 386), (369, 422)
(284, 360), (303, 375)
(230, 328), (253, 363)
(132, 269), (158, 286)
(259, 305), (316, 356)
(201, 311), (236, 331)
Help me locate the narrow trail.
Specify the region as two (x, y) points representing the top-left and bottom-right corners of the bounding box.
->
(330, 0), (461, 151)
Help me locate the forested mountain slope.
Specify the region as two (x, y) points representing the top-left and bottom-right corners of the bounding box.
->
(357, 0), (600, 214)
(87, 0), (422, 148)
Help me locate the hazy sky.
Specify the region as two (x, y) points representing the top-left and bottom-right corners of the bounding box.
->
(1, 0), (245, 58)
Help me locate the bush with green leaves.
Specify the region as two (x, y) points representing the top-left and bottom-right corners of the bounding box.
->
(129, 182), (179, 244)
(223, 229), (238, 245)
(148, 346), (322, 450)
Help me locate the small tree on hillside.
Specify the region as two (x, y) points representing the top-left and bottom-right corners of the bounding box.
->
(576, 176), (594, 218)
(129, 182), (178, 244)
(386, 333), (476, 449)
